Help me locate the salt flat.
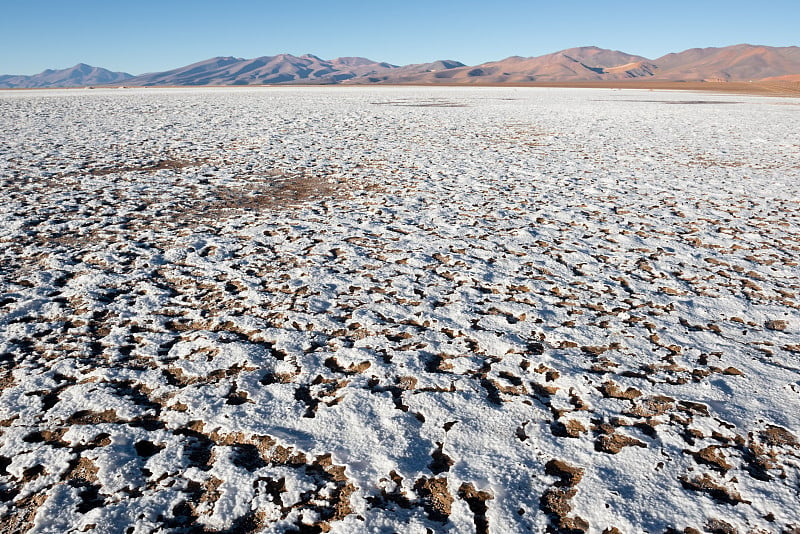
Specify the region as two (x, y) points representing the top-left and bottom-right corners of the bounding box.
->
(0, 86), (798, 533)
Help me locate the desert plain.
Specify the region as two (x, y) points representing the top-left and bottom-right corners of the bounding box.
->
(0, 86), (798, 533)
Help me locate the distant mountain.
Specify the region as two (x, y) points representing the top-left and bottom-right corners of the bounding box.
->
(652, 44), (800, 81)
(125, 54), (404, 86)
(2, 45), (799, 88)
(0, 64), (133, 88)
(378, 47), (654, 83)
(384, 45), (800, 83)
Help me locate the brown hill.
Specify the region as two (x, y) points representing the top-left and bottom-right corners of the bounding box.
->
(653, 44), (800, 81)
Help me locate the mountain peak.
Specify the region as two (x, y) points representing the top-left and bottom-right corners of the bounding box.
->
(0, 64), (132, 88)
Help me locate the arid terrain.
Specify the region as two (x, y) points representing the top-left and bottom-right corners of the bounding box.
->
(0, 87), (798, 533)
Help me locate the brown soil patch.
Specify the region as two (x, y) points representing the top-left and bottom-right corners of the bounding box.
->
(554, 418), (588, 438)
(66, 409), (119, 425)
(540, 487), (590, 533)
(595, 431), (647, 454)
(600, 381), (642, 400)
(627, 396), (676, 417)
(705, 518), (738, 534)
(30, 157), (368, 237)
(207, 173), (345, 215)
(60, 158), (209, 178)
(0, 493), (47, 534)
(764, 320), (788, 332)
(545, 459), (585, 487)
(458, 483), (493, 534)
(678, 473), (749, 505)
(760, 425), (798, 447)
(540, 487), (577, 518)
(691, 446), (733, 472)
(413, 476), (453, 523)
(540, 459), (590, 533)
(64, 457), (100, 483)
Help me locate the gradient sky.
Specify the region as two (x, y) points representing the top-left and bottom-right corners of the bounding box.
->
(2, 0), (798, 75)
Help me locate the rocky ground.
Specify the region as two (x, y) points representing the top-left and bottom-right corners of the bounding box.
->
(0, 87), (798, 533)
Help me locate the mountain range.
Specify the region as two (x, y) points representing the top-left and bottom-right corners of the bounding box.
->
(0, 63), (133, 89)
(2, 44), (799, 88)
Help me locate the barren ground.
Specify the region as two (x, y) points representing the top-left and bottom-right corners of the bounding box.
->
(0, 87), (798, 533)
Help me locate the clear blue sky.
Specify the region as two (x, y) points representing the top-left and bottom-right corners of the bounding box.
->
(2, 0), (798, 75)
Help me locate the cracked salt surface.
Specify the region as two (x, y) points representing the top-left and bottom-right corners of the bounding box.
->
(1, 86), (799, 533)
